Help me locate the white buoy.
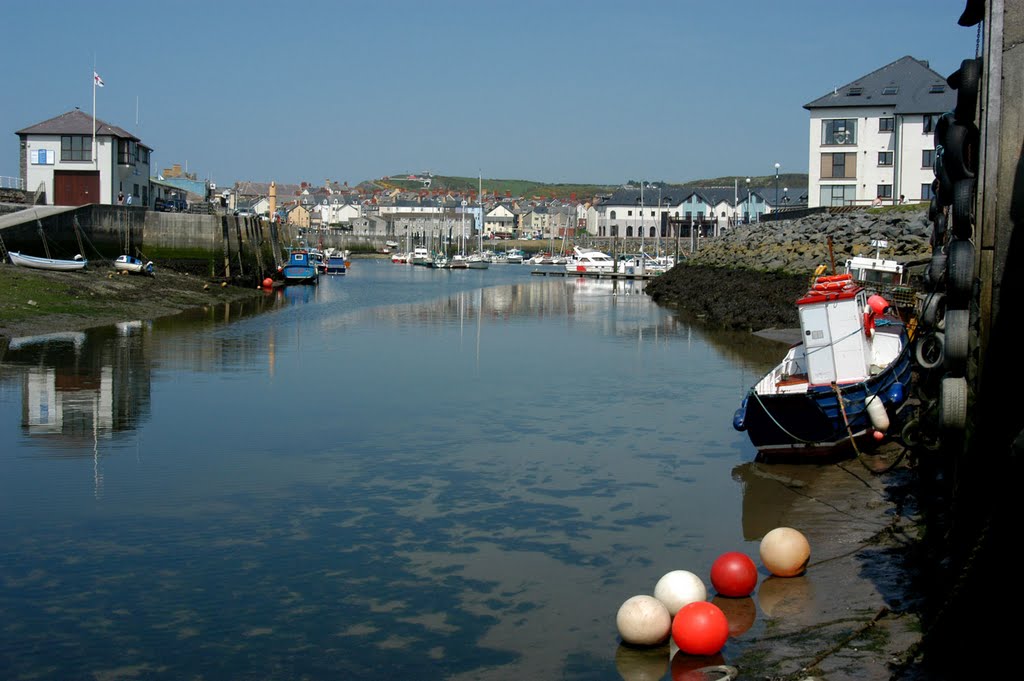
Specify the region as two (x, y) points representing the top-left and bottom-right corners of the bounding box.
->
(759, 527), (811, 577)
(653, 570), (707, 616)
(616, 595), (672, 646)
(865, 395), (890, 432)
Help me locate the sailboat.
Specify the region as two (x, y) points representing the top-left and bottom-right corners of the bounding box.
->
(113, 210), (154, 275)
(9, 216), (88, 271)
(466, 177), (489, 269)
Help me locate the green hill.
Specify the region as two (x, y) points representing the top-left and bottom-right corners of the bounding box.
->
(368, 173), (808, 199)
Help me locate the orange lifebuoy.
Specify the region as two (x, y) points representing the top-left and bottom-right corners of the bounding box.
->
(864, 310), (876, 337)
(816, 273), (853, 284)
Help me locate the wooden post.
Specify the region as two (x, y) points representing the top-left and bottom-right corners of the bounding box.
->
(235, 216), (246, 278)
(221, 215), (231, 279)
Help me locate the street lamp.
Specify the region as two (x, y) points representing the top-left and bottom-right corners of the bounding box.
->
(783, 187), (789, 205)
(745, 177), (751, 224)
(774, 162), (780, 215)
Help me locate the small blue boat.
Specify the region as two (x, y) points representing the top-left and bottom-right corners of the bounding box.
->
(325, 249), (347, 275)
(279, 249), (319, 285)
(733, 273), (913, 460)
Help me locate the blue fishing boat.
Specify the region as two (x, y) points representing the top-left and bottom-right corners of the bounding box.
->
(732, 273), (913, 460)
(324, 248), (348, 275)
(279, 249), (319, 285)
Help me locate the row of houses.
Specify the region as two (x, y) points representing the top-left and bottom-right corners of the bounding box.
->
(10, 55), (952, 230)
(231, 179), (801, 241)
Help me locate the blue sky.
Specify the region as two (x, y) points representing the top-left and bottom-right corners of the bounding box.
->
(2, 0), (978, 188)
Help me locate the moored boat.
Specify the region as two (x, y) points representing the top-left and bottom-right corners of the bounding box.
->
(565, 246), (615, 274)
(732, 273), (913, 460)
(114, 254), (155, 276)
(9, 251), (87, 271)
(279, 249), (320, 284)
(324, 248), (349, 274)
(410, 247), (434, 267)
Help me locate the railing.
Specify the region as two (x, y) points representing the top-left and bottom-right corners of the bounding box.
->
(0, 176), (25, 190)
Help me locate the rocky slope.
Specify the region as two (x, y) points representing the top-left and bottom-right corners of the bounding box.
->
(646, 207), (932, 330)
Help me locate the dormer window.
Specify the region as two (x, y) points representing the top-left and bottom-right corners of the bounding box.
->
(848, 87), (863, 96)
(882, 85), (899, 95)
(929, 84), (946, 93)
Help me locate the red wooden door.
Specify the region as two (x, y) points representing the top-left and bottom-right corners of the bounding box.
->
(54, 170), (100, 205)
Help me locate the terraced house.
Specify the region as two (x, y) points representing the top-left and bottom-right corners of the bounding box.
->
(805, 56), (956, 207)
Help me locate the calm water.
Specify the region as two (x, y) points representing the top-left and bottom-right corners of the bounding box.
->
(0, 261), (792, 680)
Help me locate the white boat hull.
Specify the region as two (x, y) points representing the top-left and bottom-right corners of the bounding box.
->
(9, 252), (87, 271)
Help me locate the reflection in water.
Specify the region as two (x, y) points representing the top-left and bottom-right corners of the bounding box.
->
(1, 264), (784, 680)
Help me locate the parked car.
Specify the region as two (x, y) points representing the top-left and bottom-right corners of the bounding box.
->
(156, 196), (188, 212)
(234, 208), (253, 218)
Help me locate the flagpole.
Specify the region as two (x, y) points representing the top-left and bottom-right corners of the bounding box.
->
(92, 69), (97, 170)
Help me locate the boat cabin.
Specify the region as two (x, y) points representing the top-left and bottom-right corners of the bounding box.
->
(844, 255), (906, 285)
(796, 276), (875, 386)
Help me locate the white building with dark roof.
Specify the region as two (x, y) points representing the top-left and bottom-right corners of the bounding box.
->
(16, 108), (152, 206)
(804, 56), (956, 207)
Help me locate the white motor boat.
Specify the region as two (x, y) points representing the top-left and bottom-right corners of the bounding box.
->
(565, 247), (615, 274)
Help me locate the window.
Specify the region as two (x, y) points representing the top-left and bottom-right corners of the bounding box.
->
(697, 212), (704, 222)
(923, 114), (936, 133)
(609, 210), (616, 219)
(877, 184), (893, 199)
(822, 119), (857, 145)
(117, 139), (133, 165)
(879, 117), (894, 132)
(822, 152), (856, 178)
(848, 87), (863, 96)
(922, 149), (935, 168)
(60, 135), (92, 161)
(133, 183), (139, 198)
(650, 226), (656, 238)
(820, 185), (856, 207)
(611, 225), (619, 237)
(878, 151), (894, 166)
(627, 209), (633, 217)
(929, 84), (946, 94)
(685, 211), (692, 222)
(882, 85), (899, 95)
(922, 183), (935, 200)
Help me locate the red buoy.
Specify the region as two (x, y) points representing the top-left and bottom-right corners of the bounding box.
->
(671, 602), (729, 656)
(710, 552), (758, 598)
(262, 277), (274, 288)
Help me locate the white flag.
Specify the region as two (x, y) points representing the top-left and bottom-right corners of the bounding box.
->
(94, 71), (104, 87)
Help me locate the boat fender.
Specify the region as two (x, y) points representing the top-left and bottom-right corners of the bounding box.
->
(887, 384), (905, 405)
(733, 396), (748, 432)
(865, 395), (890, 433)
(864, 307), (876, 338)
(733, 408), (747, 432)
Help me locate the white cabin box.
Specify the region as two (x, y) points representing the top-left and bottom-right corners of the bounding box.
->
(798, 289), (871, 386)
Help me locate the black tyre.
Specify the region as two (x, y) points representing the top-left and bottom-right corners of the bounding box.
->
(933, 111), (955, 148)
(946, 239), (975, 306)
(950, 58), (982, 123)
(943, 309), (970, 374)
(951, 178), (976, 238)
(921, 291), (946, 329)
(925, 250), (947, 291)
(931, 213), (947, 248)
(915, 331), (945, 370)
(935, 152), (955, 207)
(928, 194), (939, 221)
(942, 122), (980, 181)
(939, 376), (968, 431)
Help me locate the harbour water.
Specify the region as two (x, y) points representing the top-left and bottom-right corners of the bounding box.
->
(0, 261), (795, 680)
